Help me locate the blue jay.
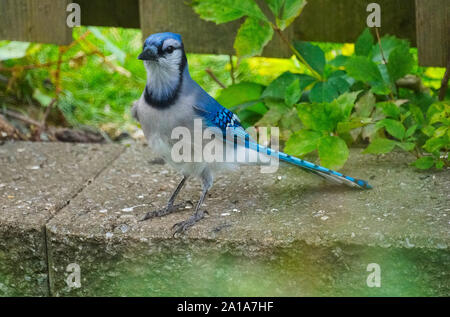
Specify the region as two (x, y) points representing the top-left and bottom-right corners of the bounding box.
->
(133, 32), (371, 234)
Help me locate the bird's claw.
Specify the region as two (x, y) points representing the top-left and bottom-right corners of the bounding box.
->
(140, 202), (188, 222)
(172, 210), (208, 236)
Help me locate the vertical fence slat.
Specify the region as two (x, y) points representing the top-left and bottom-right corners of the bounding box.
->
(0, 0), (72, 45)
(415, 0), (448, 67)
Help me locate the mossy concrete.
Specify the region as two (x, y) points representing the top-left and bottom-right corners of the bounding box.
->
(0, 142), (124, 296)
(44, 144), (449, 296)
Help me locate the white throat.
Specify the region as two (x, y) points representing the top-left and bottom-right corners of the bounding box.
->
(144, 57), (181, 101)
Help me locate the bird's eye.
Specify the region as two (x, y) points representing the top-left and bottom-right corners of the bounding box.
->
(166, 46), (175, 54)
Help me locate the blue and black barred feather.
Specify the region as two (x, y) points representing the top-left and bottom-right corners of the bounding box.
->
(194, 99), (372, 190)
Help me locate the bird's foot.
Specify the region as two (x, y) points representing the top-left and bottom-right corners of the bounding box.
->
(140, 201), (192, 221)
(172, 210), (208, 236)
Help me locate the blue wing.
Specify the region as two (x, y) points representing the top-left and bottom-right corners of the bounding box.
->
(192, 92), (372, 189)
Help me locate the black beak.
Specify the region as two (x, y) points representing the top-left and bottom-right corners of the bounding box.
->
(138, 49), (157, 61)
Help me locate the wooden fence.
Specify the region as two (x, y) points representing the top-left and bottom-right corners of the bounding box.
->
(0, 0), (448, 67)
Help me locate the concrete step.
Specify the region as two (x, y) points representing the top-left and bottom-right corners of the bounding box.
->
(1, 142), (449, 296)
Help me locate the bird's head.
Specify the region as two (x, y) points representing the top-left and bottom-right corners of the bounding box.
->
(139, 32), (187, 72)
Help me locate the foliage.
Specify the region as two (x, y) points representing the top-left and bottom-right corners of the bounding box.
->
(192, 0), (449, 170)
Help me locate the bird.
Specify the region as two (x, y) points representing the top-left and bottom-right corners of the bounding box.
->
(132, 32), (372, 235)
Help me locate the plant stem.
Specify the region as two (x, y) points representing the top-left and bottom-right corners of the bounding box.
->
(375, 28), (396, 101)
(272, 25), (322, 81)
(205, 68), (227, 89)
(439, 57), (450, 101)
(229, 55), (236, 85)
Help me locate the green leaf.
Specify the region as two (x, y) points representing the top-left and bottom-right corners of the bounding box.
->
(297, 102), (343, 132)
(285, 78), (302, 106)
(294, 41), (326, 75)
(396, 142), (415, 152)
(387, 45), (414, 82)
(216, 82), (265, 108)
(405, 124), (418, 138)
(329, 55), (349, 67)
(412, 156), (435, 170)
(334, 91), (360, 119)
(426, 102), (450, 125)
(370, 35), (409, 63)
(376, 102), (400, 119)
(278, 0), (307, 30)
(376, 119), (405, 140)
(363, 138), (397, 154)
(423, 136), (449, 153)
(354, 91), (376, 118)
(262, 72), (316, 99)
(337, 120), (367, 134)
(317, 136), (349, 169)
(345, 56), (383, 84)
(191, 0), (268, 24)
(355, 28), (374, 57)
(0, 41), (30, 61)
(255, 99), (288, 126)
(284, 130), (321, 156)
(234, 17), (274, 58)
(309, 81), (339, 103)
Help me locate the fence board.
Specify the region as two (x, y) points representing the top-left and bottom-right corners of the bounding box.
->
(0, 0), (72, 45)
(139, 0), (293, 57)
(415, 0), (448, 67)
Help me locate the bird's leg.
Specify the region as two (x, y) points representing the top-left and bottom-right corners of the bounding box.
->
(141, 176), (188, 221)
(172, 186), (209, 235)
(172, 169), (213, 235)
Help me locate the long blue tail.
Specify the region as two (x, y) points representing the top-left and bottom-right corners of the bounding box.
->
(247, 141), (372, 189)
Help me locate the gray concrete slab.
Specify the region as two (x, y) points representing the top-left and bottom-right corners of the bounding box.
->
(0, 142), (124, 296)
(46, 144), (450, 296)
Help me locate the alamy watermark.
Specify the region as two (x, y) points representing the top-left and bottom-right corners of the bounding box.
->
(366, 263), (381, 288)
(66, 263), (81, 289)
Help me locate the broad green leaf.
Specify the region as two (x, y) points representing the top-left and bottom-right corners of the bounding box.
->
(370, 35), (409, 63)
(328, 76), (351, 95)
(284, 130), (321, 156)
(317, 136), (349, 169)
(376, 118), (405, 140)
(262, 72), (316, 99)
(191, 0), (268, 24)
(354, 91), (376, 118)
(329, 55), (349, 67)
(0, 41), (30, 61)
(396, 142), (415, 152)
(294, 41), (326, 75)
(345, 56), (383, 83)
(309, 81), (339, 103)
(334, 91), (360, 119)
(285, 78), (302, 106)
(423, 136), (449, 153)
(255, 99), (288, 126)
(337, 120), (367, 134)
(434, 126), (448, 138)
(376, 102), (400, 119)
(234, 17), (274, 58)
(412, 156), (435, 170)
(387, 44), (414, 82)
(355, 28), (374, 57)
(363, 138), (396, 154)
(405, 124), (418, 138)
(426, 102), (450, 125)
(278, 0), (307, 30)
(216, 82), (265, 108)
(297, 102), (343, 132)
